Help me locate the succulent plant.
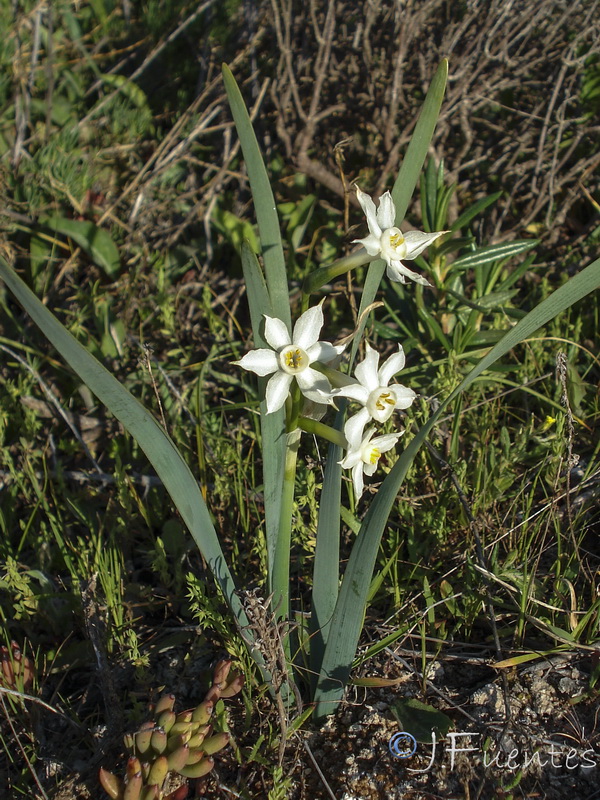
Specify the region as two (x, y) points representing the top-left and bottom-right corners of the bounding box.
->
(99, 659), (244, 800)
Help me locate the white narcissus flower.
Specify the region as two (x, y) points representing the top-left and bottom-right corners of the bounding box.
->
(353, 186), (447, 286)
(234, 304), (344, 414)
(339, 425), (402, 499)
(334, 343), (416, 442)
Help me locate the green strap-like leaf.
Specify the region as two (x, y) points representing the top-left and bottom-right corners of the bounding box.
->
(0, 258), (264, 670)
(309, 405), (345, 692)
(222, 65), (291, 331)
(451, 240), (539, 271)
(240, 242), (286, 596)
(313, 255), (600, 719)
(391, 60), (448, 222)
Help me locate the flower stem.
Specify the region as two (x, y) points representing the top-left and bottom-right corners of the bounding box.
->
(271, 428), (301, 622)
(302, 249), (374, 297)
(298, 417), (347, 448)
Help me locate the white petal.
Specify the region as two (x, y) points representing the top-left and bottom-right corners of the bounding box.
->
(301, 397), (330, 421)
(363, 461), (379, 477)
(293, 304), (324, 350)
(352, 233), (383, 257)
(344, 409), (371, 449)
(403, 230), (447, 260)
(306, 340), (344, 365)
(234, 349), (279, 376)
(332, 383), (370, 405)
(372, 432), (403, 453)
(377, 191), (396, 230)
(386, 260), (432, 287)
(378, 346), (405, 387)
(339, 449), (361, 469)
(389, 383), (417, 409)
(355, 343), (380, 391)
(356, 187), (382, 238)
(265, 371), (293, 414)
(351, 463), (365, 499)
(296, 367), (333, 403)
(264, 316), (291, 350)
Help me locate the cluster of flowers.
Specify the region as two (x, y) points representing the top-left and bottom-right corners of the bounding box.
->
(235, 188), (445, 498)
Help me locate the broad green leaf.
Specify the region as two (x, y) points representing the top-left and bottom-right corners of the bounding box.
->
(313, 255), (600, 719)
(0, 257), (267, 679)
(222, 65), (290, 330)
(451, 240), (538, 271)
(391, 698), (454, 742)
(40, 216), (120, 278)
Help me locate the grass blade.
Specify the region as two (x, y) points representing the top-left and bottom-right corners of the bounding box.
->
(313, 255), (600, 718)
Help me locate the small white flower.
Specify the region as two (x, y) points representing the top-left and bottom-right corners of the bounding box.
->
(353, 186), (446, 286)
(339, 425), (402, 499)
(234, 304), (343, 414)
(334, 343), (416, 442)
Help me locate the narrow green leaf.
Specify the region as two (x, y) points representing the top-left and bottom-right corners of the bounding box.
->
(0, 258), (265, 674)
(436, 182), (456, 232)
(437, 236), (474, 257)
(495, 649), (567, 668)
(40, 216), (120, 278)
(222, 65), (290, 330)
(391, 60), (448, 222)
(451, 240), (538, 271)
(309, 405), (344, 691)
(240, 242), (285, 593)
(495, 252), (537, 292)
(445, 287), (518, 312)
(423, 158), (437, 232)
(313, 255), (600, 719)
(450, 192), (502, 232)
